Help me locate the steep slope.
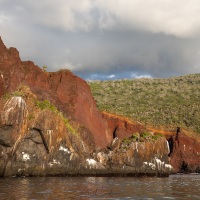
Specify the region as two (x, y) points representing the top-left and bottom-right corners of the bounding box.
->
(168, 133), (200, 173)
(0, 37), (108, 148)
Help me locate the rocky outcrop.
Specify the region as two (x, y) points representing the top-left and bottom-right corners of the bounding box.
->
(0, 95), (172, 177)
(168, 133), (200, 173)
(0, 37), (108, 148)
(0, 97), (28, 147)
(102, 111), (144, 142)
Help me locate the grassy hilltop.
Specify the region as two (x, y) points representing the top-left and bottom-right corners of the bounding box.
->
(88, 74), (200, 134)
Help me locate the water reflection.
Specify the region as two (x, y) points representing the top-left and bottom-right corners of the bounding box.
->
(0, 175), (199, 200)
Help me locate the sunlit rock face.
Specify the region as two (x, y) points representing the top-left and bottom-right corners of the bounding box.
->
(0, 96), (173, 177)
(0, 97), (28, 147)
(0, 96), (96, 177)
(95, 137), (172, 175)
(169, 134), (200, 173)
(0, 37), (107, 148)
(102, 112), (144, 142)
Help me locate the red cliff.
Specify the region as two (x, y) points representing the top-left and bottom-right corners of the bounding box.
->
(168, 133), (200, 173)
(0, 37), (108, 148)
(102, 111), (144, 142)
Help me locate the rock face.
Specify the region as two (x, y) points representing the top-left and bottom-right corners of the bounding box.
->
(102, 111), (144, 142)
(0, 37), (108, 148)
(0, 96), (172, 177)
(0, 97), (28, 147)
(168, 133), (200, 173)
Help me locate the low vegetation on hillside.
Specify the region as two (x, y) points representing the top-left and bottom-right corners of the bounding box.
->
(88, 74), (200, 134)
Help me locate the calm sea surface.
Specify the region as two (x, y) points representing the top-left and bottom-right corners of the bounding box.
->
(0, 174), (199, 200)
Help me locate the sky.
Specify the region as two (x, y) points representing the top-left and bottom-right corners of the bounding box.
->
(0, 0), (200, 80)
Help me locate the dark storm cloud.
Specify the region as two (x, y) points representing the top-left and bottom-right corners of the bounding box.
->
(0, 0), (200, 80)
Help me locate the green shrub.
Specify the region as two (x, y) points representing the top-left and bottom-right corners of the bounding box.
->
(28, 113), (34, 120)
(88, 74), (200, 134)
(35, 99), (77, 134)
(122, 138), (132, 145)
(2, 87), (25, 100)
(35, 100), (58, 113)
(59, 113), (77, 134)
(152, 133), (163, 140)
(130, 134), (139, 141)
(140, 132), (151, 139)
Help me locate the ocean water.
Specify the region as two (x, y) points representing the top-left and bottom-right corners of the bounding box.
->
(0, 174), (199, 200)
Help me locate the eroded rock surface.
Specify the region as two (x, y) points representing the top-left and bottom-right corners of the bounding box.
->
(169, 134), (200, 173)
(102, 111), (144, 142)
(0, 37), (107, 148)
(0, 96), (172, 177)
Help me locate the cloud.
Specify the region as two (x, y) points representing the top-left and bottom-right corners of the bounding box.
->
(107, 74), (115, 79)
(131, 73), (152, 79)
(95, 0), (200, 37)
(0, 0), (200, 80)
(2, 0), (200, 36)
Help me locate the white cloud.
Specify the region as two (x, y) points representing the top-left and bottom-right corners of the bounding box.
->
(0, 0), (200, 80)
(42, 0), (200, 37)
(131, 73), (152, 79)
(2, 0), (200, 37)
(96, 0), (200, 37)
(107, 74), (115, 79)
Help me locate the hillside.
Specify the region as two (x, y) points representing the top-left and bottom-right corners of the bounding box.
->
(88, 74), (200, 135)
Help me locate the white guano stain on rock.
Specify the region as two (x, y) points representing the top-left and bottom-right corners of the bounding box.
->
(112, 137), (118, 145)
(143, 161), (156, 170)
(149, 163), (156, 170)
(86, 158), (104, 169)
(165, 164), (173, 170)
(59, 146), (71, 154)
(2, 96), (28, 125)
(70, 153), (74, 161)
(97, 152), (103, 163)
(81, 141), (87, 153)
(135, 142), (138, 152)
(154, 157), (164, 170)
(154, 157), (173, 171)
(22, 152), (30, 161)
(86, 158), (97, 167)
(48, 159), (61, 167)
(143, 157), (173, 172)
(166, 140), (170, 154)
(130, 142), (139, 152)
